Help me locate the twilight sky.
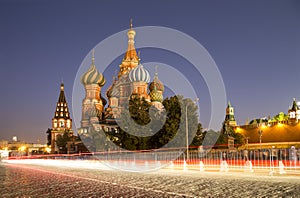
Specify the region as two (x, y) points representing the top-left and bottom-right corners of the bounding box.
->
(0, 0), (299, 143)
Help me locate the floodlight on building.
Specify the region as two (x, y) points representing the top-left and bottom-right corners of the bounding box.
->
(18, 146), (26, 152)
(235, 127), (242, 133)
(44, 147), (51, 153)
(277, 123), (283, 127)
(261, 124), (267, 129)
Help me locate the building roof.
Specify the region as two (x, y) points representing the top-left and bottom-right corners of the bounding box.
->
(54, 83), (71, 119)
(290, 98), (299, 111)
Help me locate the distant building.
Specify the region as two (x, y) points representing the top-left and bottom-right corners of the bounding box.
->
(49, 83), (73, 153)
(224, 101), (237, 127)
(0, 138), (48, 158)
(288, 98), (300, 124)
(0, 140), (8, 149)
(234, 98), (300, 149)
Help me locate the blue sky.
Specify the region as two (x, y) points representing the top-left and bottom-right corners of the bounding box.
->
(0, 0), (300, 142)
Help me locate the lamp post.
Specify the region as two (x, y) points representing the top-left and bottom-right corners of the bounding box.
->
(258, 122), (264, 150)
(246, 137), (249, 150)
(186, 98), (199, 161)
(258, 130), (262, 150)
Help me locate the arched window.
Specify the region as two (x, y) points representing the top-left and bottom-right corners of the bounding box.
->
(53, 119), (57, 128)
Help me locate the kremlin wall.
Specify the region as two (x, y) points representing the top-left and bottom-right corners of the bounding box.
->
(225, 98), (300, 149)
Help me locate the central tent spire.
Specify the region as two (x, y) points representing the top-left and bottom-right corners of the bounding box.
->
(118, 19), (139, 78)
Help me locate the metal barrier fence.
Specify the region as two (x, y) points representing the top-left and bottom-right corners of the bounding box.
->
(6, 148), (300, 174)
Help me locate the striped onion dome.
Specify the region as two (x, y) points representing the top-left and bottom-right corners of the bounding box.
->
(150, 85), (163, 102)
(106, 85), (113, 98)
(129, 64), (150, 83)
(149, 73), (164, 92)
(106, 77), (117, 98)
(81, 65), (106, 86)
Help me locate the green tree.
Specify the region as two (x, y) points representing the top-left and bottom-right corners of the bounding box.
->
(129, 96), (151, 126)
(56, 130), (71, 154)
(46, 128), (51, 146)
(219, 122), (245, 148)
(232, 132), (244, 148)
(190, 123), (204, 149)
(271, 112), (288, 122)
(109, 95), (200, 151)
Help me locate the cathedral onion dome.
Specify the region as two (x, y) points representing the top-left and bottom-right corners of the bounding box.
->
(106, 77), (116, 98)
(106, 85), (113, 98)
(81, 65), (106, 86)
(106, 85), (114, 98)
(150, 85), (163, 102)
(129, 64), (150, 83)
(149, 73), (164, 92)
(81, 49), (106, 86)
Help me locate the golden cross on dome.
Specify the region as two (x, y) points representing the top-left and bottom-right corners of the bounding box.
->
(130, 18), (133, 29)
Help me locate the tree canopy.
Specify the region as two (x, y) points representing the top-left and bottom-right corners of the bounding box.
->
(105, 95), (202, 151)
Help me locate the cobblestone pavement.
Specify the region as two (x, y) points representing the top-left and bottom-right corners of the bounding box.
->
(0, 162), (300, 198)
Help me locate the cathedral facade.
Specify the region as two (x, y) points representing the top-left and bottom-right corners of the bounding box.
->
(78, 22), (165, 136)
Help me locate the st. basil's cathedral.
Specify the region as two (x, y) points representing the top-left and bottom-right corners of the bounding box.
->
(78, 21), (165, 136)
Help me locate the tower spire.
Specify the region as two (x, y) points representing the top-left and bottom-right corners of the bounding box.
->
(155, 65), (158, 75)
(118, 19), (139, 78)
(225, 101), (237, 126)
(92, 49), (95, 66)
(138, 51), (141, 64)
(51, 82), (73, 153)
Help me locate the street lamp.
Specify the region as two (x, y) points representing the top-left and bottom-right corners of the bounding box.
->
(246, 137), (249, 150)
(186, 98), (199, 161)
(258, 121), (265, 150)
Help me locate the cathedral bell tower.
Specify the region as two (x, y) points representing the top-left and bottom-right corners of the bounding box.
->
(51, 83), (73, 153)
